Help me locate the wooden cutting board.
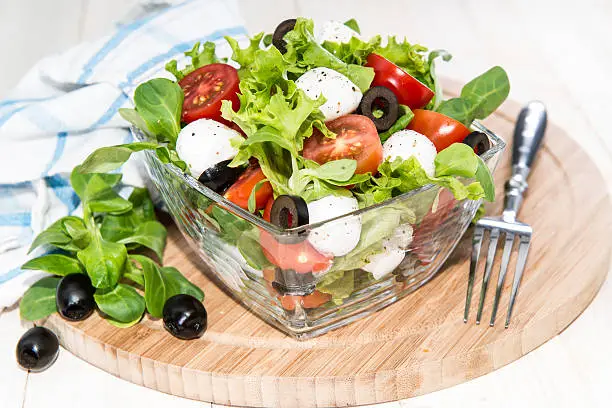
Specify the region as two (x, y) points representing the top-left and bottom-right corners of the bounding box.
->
(42, 94), (612, 407)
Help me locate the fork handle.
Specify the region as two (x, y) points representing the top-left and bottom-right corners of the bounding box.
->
(504, 101), (547, 221)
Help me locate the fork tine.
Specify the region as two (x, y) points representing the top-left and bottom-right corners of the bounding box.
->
(476, 228), (500, 324)
(505, 234), (531, 328)
(489, 232), (515, 326)
(464, 226), (484, 322)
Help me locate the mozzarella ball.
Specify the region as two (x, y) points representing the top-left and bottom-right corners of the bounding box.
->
(315, 20), (361, 44)
(307, 195), (361, 257)
(382, 130), (437, 176)
(361, 224), (412, 279)
(176, 118), (240, 178)
(387, 224), (414, 250)
(362, 246), (405, 280)
(295, 67), (362, 121)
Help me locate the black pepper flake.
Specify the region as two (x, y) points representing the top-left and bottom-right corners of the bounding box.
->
(192, 132), (195, 136)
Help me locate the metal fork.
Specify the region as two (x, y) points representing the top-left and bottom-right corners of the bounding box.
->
(464, 101), (547, 328)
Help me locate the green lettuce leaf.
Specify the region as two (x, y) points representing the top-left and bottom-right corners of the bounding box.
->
(354, 143), (495, 206)
(330, 207), (402, 272)
(379, 105), (414, 143)
(321, 35), (381, 65)
(225, 32), (266, 71)
(283, 18), (375, 92)
(343, 18), (361, 34)
(375, 36), (430, 86)
(165, 41), (225, 81)
(436, 66), (510, 126)
(317, 270), (355, 305)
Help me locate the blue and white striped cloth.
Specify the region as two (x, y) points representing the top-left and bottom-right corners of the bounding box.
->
(0, 0), (248, 309)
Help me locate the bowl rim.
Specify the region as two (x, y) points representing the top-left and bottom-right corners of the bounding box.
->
(135, 120), (505, 235)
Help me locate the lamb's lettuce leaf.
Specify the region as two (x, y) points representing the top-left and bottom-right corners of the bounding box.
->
(436, 66), (510, 126)
(379, 105), (414, 143)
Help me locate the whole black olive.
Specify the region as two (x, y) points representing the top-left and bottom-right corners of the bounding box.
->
(269, 195), (309, 244)
(56, 274), (96, 322)
(462, 131), (491, 155)
(272, 19), (297, 54)
(198, 160), (245, 193)
(272, 267), (315, 296)
(163, 294), (207, 340)
(16, 326), (59, 372)
(357, 86), (399, 132)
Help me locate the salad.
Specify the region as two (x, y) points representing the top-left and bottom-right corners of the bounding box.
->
(80, 18), (509, 313)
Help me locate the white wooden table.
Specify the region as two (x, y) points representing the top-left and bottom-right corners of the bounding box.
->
(1, 0), (612, 406)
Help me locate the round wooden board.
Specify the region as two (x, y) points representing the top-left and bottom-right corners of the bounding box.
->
(43, 96), (612, 407)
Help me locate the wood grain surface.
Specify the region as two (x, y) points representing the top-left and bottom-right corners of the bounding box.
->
(39, 97), (612, 406)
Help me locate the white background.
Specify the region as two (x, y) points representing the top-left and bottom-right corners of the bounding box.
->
(1, 0), (612, 407)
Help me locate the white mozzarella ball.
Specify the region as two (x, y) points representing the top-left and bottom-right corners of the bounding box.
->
(387, 224), (414, 250)
(382, 130), (437, 176)
(307, 195), (361, 257)
(315, 20), (361, 44)
(295, 67), (362, 121)
(176, 118), (240, 178)
(362, 246), (405, 280)
(361, 224), (412, 279)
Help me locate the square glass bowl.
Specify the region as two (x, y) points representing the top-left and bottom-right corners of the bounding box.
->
(136, 122), (505, 339)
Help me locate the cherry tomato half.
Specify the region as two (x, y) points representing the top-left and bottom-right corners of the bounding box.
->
(179, 63), (240, 124)
(262, 196), (274, 222)
(302, 114), (383, 175)
(407, 109), (471, 152)
(224, 166), (272, 211)
(365, 54), (434, 110)
(259, 230), (332, 274)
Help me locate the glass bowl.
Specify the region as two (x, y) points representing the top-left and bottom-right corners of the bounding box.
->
(136, 122), (505, 339)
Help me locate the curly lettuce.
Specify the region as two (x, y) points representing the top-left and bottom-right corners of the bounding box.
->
(165, 41), (225, 81)
(283, 18), (375, 92)
(354, 143), (494, 207)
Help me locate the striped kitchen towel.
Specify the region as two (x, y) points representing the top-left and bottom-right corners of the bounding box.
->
(0, 0), (248, 309)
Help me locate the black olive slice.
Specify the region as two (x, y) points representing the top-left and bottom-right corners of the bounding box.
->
(462, 131), (491, 155)
(269, 195), (309, 244)
(357, 86), (399, 132)
(198, 160), (245, 193)
(272, 268), (315, 296)
(163, 294), (207, 340)
(16, 327), (59, 372)
(56, 274), (96, 322)
(272, 18), (296, 54)
(270, 195), (309, 228)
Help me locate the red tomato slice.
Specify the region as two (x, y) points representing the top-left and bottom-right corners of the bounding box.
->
(179, 63), (240, 124)
(224, 166), (272, 211)
(407, 109), (471, 152)
(411, 188), (457, 264)
(365, 54), (434, 110)
(262, 196), (274, 222)
(280, 291), (331, 311)
(302, 114), (382, 175)
(259, 230), (332, 274)
(261, 267), (332, 310)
